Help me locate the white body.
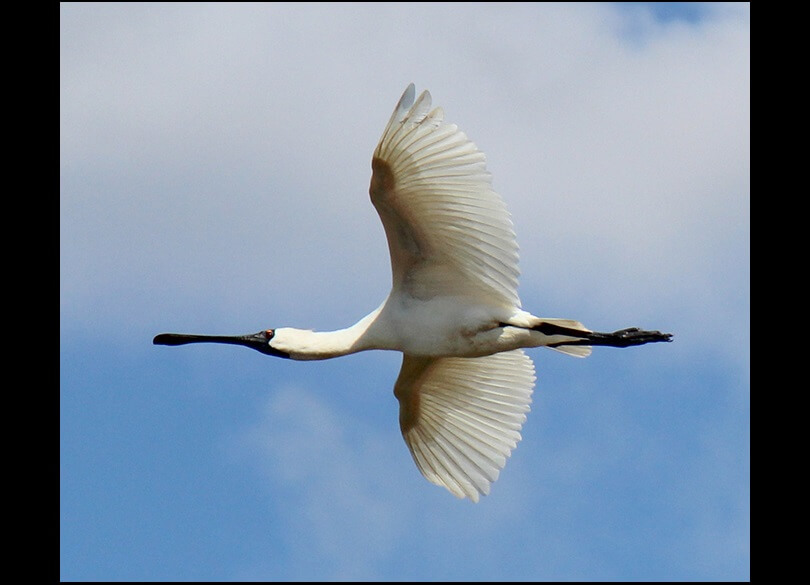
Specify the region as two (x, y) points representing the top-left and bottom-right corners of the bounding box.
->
(273, 299), (584, 360)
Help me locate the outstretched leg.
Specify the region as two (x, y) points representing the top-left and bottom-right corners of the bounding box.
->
(532, 322), (672, 349)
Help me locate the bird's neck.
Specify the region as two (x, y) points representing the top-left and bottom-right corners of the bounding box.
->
(276, 308), (384, 360)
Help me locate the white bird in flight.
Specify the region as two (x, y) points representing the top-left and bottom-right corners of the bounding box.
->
(155, 84), (671, 502)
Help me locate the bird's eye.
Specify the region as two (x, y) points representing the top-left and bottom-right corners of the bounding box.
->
(264, 329), (275, 340)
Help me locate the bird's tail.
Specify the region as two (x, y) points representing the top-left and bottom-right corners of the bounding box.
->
(535, 318), (594, 357)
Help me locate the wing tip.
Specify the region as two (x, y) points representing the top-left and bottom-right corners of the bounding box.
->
(399, 83), (416, 114)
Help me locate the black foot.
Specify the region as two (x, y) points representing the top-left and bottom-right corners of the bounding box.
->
(590, 327), (673, 347)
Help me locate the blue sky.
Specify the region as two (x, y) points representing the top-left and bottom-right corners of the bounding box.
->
(61, 3), (749, 580)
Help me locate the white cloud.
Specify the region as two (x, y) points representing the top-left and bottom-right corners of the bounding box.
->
(61, 3), (748, 346)
(227, 374), (415, 576)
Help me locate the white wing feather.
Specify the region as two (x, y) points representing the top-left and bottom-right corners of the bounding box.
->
(370, 84), (521, 309)
(394, 349), (536, 502)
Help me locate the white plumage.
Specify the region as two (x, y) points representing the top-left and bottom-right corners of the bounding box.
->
(395, 350), (534, 502)
(371, 84), (520, 308)
(155, 84), (672, 502)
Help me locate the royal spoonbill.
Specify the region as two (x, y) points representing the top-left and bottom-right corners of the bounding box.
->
(154, 84), (672, 502)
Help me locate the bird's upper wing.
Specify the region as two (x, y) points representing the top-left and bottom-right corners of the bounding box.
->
(394, 349), (535, 502)
(370, 84), (521, 308)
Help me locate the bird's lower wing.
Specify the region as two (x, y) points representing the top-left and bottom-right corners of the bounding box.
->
(370, 84), (521, 307)
(394, 349), (535, 502)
